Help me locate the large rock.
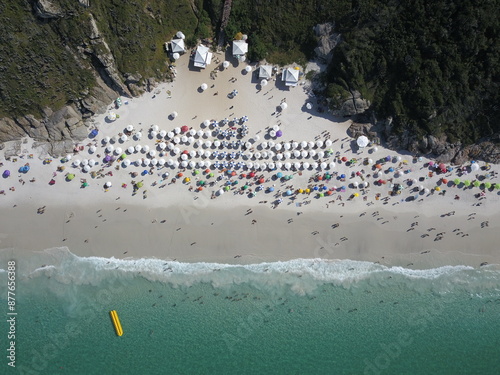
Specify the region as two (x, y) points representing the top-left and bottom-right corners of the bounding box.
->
(313, 23), (341, 64)
(33, 0), (64, 19)
(331, 90), (370, 117)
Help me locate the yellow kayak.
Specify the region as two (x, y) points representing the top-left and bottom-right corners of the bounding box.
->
(110, 310), (123, 336)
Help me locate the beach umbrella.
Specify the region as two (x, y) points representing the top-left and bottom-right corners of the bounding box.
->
(292, 141), (299, 149)
(463, 180), (471, 187)
(123, 159), (131, 167)
(356, 136), (369, 148)
(174, 127), (181, 134)
(325, 139), (333, 147)
(316, 140), (324, 148)
(189, 161), (196, 168)
(135, 132), (142, 140)
(494, 183), (500, 190)
(275, 144), (282, 151)
(107, 112), (116, 121)
(135, 160), (142, 166)
(320, 162), (327, 169)
(276, 130), (283, 138)
(73, 159), (81, 167)
(143, 159), (150, 166)
(245, 66), (252, 72)
(470, 163), (480, 172)
(181, 135), (188, 143)
(120, 135), (128, 142)
(171, 112), (178, 119)
(309, 150), (316, 157)
(135, 145), (142, 153)
(167, 131), (174, 139)
(302, 162), (309, 169)
(106, 145), (114, 153)
(301, 150), (308, 158)
(262, 141), (268, 149)
(126, 125), (134, 132)
(261, 79), (268, 86)
(484, 182), (492, 189)
(151, 125), (159, 132)
(151, 158), (158, 166)
(158, 159), (166, 166)
(127, 146), (135, 154)
(311, 162), (318, 169)
(148, 150), (156, 157)
(453, 178), (460, 185)
(284, 143), (291, 150)
(280, 102), (288, 110)
(82, 165), (91, 172)
(223, 61), (230, 68)
(293, 150), (300, 157)
(294, 162), (301, 169)
(114, 147), (123, 155)
(189, 150), (196, 157)
(200, 83), (208, 91)
(159, 142), (167, 150)
(317, 151), (324, 158)
(143, 145), (150, 152)
(329, 162), (336, 169)
(300, 141), (307, 149)
(286, 190), (292, 196)
(172, 52), (180, 60)
(284, 162), (291, 170)
(81, 159), (89, 166)
(88, 159), (96, 167)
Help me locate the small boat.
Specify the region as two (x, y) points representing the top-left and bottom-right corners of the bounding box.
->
(110, 310), (123, 336)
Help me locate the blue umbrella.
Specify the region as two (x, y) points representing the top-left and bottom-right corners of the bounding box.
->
(340, 174), (346, 179)
(90, 129), (98, 137)
(286, 190), (292, 196)
(322, 186), (328, 190)
(277, 172), (283, 178)
(389, 167), (394, 172)
(313, 186), (319, 191)
(2, 170), (10, 178)
(386, 155), (391, 161)
(269, 187), (275, 192)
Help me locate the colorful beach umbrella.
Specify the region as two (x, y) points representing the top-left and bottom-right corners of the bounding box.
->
(473, 180), (480, 187)
(453, 178), (460, 185)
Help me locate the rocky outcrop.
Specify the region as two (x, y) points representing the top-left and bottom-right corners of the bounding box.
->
(313, 23), (341, 64)
(331, 90), (370, 117)
(33, 0), (64, 19)
(348, 119), (500, 164)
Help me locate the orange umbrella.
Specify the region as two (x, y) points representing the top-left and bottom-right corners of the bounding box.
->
(375, 164), (382, 170)
(317, 176), (323, 181)
(205, 169), (210, 174)
(327, 191), (333, 196)
(259, 178), (265, 184)
(231, 171), (236, 176)
(442, 178), (448, 184)
(177, 172), (183, 177)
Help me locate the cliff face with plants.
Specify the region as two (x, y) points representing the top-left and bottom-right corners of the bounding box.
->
(0, 0), (498, 162)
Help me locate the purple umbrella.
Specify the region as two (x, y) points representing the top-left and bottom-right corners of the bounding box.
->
(104, 155), (112, 162)
(2, 170), (10, 178)
(276, 130), (283, 137)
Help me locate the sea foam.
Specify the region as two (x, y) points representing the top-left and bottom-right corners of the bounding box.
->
(1, 247), (500, 296)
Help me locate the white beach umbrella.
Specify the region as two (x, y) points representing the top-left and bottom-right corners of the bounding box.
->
(300, 141), (307, 148)
(284, 162), (291, 170)
(262, 141), (268, 149)
(214, 140), (221, 147)
(167, 159), (174, 166)
(261, 79), (268, 86)
(120, 135), (128, 142)
(167, 143), (174, 151)
(158, 159), (166, 166)
(189, 161), (196, 168)
(218, 188), (224, 196)
(166, 131), (174, 139)
(198, 160), (205, 167)
(89, 145), (96, 153)
(102, 136), (110, 144)
(293, 150), (300, 158)
(309, 149), (316, 157)
(73, 159), (81, 167)
(204, 141), (212, 148)
(150, 131), (157, 138)
(159, 130), (167, 138)
(284, 151), (291, 159)
(127, 146), (135, 154)
(329, 162), (336, 169)
(254, 162), (261, 169)
(372, 146), (378, 152)
(151, 125), (159, 132)
(316, 140), (324, 148)
(106, 145), (114, 153)
(174, 127), (181, 134)
(135, 144), (142, 152)
(311, 162), (318, 169)
(107, 112), (116, 121)
(135, 132), (142, 140)
(269, 130), (276, 137)
(357, 136), (369, 148)
(284, 143), (291, 150)
(203, 119), (210, 127)
(187, 136), (194, 144)
(275, 162), (282, 169)
(353, 181), (359, 188)
(308, 141), (315, 149)
(123, 159), (131, 167)
(276, 154), (283, 160)
(367, 158), (373, 164)
(189, 150), (196, 157)
(114, 147), (122, 155)
(197, 130), (204, 137)
(325, 139), (333, 147)
(306, 103), (312, 110)
(143, 159), (150, 166)
(245, 66), (252, 72)
(204, 130), (212, 137)
(254, 152), (261, 159)
(262, 151), (268, 159)
(181, 135), (188, 143)
(81, 159), (89, 166)
(180, 160), (188, 168)
(181, 154), (188, 161)
(159, 142), (167, 150)
(268, 151), (275, 158)
(470, 163), (480, 172)
(126, 124), (134, 132)
(189, 129), (196, 136)
(301, 150), (308, 158)
(292, 142), (298, 149)
(320, 162), (327, 169)
(173, 53), (180, 60)
(105, 181), (112, 188)
(111, 135), (118, 143)
(222, 61), (230, 68)
(143, 145), (150, 153)
(197, 149), (204, 157)
(280, 102), (288, 110)
(268, 141), (275, 149)
(200, 83), (208, 91)
(171, 112), (178, 119)
(275, 143), (282, 151)
(317, 151), (324, 158)
(254, 135), (260, 142)
(272, 125), (280, 131)
(294, 162), (301, 169)
(247, 162), (254, 169)
(172, 136), (180, 144)
(173, 161), (180, 168)
(303, 162), (310, 169)
(149, 150), (157, 157)
(204, 150), (211, 158)
(135, 160), (142, 166)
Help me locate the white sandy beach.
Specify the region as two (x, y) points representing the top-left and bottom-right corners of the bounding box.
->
(1, 51), (499, 269)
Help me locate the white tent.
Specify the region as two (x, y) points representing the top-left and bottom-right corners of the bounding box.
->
(282, 68), (300, 87)
(170, 38), (185, 53)
(258, 65), (273, 80)
(193, 45), (213, 69)
(232, 40), (248, 57)
(176, 31), (185, 39)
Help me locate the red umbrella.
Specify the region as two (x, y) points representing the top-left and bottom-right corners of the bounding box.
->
(259, 178), (265, 184)
(182, 150), (189, 154)
(341, 156), (348, 162)
(249, 172), (256, 178)
(205, 169), (211, 174)
(241, 173), (247, 178)
(438, 163), (445, 170)
(181, 125), (189, 133)
(231, 171), (236, 176)
(356, 171), (361, 176)
(317, 176), (323, 181)
(326, 191), (333, 196)
(442, 178), (448, 184)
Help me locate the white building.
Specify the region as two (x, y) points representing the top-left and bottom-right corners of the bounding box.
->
(193, 45), (213, 69)
(168, 38), (185, 54)
(282, 68), (300, 87)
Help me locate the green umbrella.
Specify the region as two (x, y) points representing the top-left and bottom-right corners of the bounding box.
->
(233, 180), (239, 185)
(121, 153), (127, 159)
(209, 172), (214, 177)
(199, 180), (205, 185)
(463, 180), (471, 187)
(473, 180), (480, 187)
(224, 186), (230, 191)
(453, 178), (460, 185)
(82, 182), (88, 187)
(484, 182), (491, 189)
(136, 181), (144, 188)
(288, 175), (293, 179)
(325, 174), (331, 179)
(319, 193), (324, 197)
(243, 185), (248, 190)
(67, 174), (75, 181)
(494, 183), (500, 190)
(194, 170), (200, 175)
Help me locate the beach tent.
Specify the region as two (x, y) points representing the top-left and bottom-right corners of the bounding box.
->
(193, 45), (213, 69)
(258, 65), (273, 80)
(281, 68), (299, 87)
(232, 40), (248, 58)
(169, 38), (185, 53)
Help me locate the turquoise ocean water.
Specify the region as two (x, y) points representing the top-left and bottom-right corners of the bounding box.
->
(1, 248), (500, 375)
